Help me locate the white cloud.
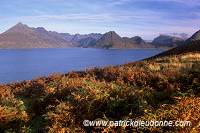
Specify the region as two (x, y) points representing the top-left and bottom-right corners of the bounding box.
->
(107, 0), (131, 6)
(2, 13), (154, 23)
(108, 2), (124, 5)
(159, 33), (188, 39)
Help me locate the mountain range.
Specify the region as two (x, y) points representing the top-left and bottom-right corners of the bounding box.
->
(0, 23), (73, 49)
(90, 31), (154, 49)
(0, 22), (199, 49)
(0, 23), (103, 49)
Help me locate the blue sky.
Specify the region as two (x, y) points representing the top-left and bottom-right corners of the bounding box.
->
(0, 0), (200, 40)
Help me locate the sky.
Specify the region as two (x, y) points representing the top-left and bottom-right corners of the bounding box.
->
(0, 0), (200, 40)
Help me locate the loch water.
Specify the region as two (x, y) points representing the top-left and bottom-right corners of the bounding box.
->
(0, 48), (166, 83)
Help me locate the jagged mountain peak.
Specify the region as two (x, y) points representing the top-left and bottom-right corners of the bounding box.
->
(4, 22), (33, 34)
(12, 22), (29, 29)
(103, 31), (121, 40)
(15, 22), (24, 26)
(105, 31), (118, 36)
(33, 27), (49, 35)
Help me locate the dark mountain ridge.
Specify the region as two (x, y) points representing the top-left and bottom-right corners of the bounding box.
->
(92, 31), (154, 49)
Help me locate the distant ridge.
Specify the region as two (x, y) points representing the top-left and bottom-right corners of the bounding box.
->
(33, 28), (103, 47)
(1, 22), (200, 49)
(0, 23), (154, 49)
(77, 37), (97, 47)
(70, 33), (103, 47)
(0, 22), (72, 49)
(0, 23), (104, 49)
(90, 31), (154, 49)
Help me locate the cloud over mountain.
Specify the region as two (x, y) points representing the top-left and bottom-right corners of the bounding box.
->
(159, 33), (188, 39)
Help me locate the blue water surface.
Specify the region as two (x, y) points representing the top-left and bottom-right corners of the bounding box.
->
(0, 48), (165, 83)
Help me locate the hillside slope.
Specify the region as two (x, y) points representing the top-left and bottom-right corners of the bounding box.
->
(0, 23), (72, 49)
(186, 30), (200, 42)
(150, 40), (200, 58)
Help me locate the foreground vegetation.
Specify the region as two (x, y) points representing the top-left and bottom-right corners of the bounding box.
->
(0, 52), (199, 133)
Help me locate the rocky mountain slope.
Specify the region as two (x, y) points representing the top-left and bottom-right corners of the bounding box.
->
(0, 23), (103, 49)
(33, 27), (68, 43)
(0, 23), (73, 49)
(77, 37), (98, 47)
(90, 31), (154, 49)
(70, 33), (103, 47)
